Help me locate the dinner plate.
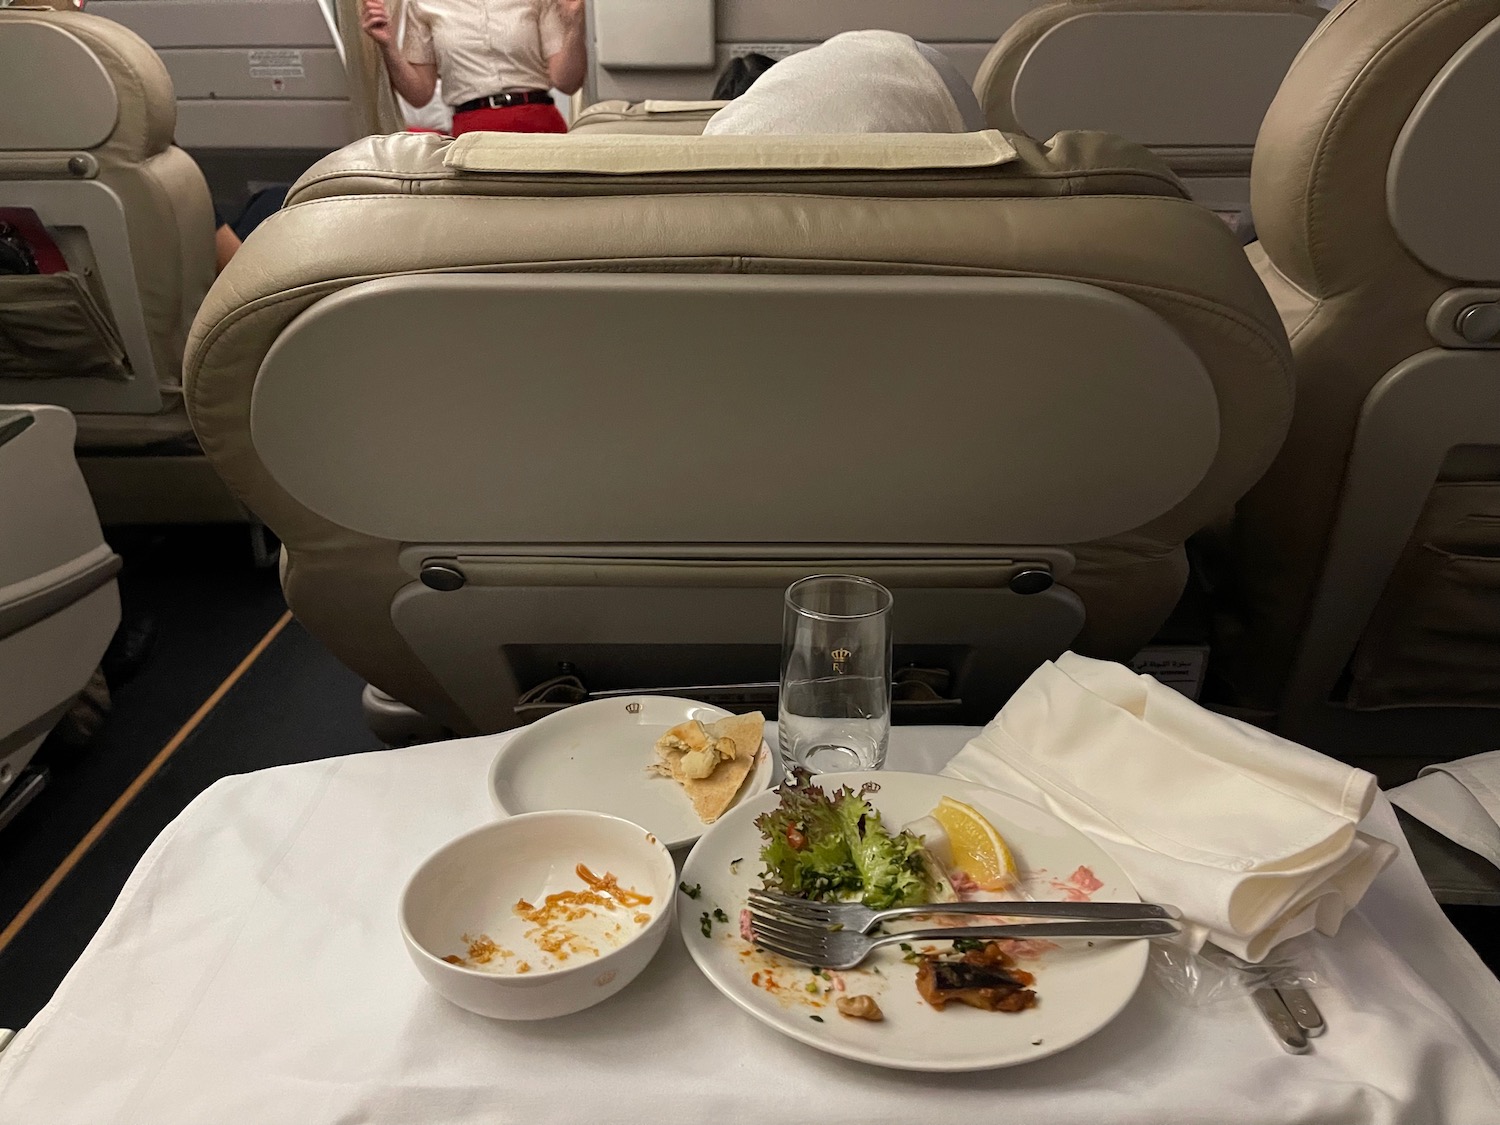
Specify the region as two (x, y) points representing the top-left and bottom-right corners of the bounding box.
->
(488, 696), (774, 850)
(678, 771), (1149, 1071)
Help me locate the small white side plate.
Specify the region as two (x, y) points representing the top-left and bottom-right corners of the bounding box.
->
(488, 696), (774, 850)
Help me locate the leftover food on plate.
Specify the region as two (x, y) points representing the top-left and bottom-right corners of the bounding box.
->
(836, 994), (884, 1021)
(742, 770), (1043, 1017)
(679, 771), (1146, 1069)
(754, 770), (935, 909)
(443, 864), (654, 974)
(649, 712), (766, 823)
(916, 942), (1037, 1012)
(925, 797), (1020, 892)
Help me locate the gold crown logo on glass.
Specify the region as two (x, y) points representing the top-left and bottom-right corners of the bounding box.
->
(830, 647), (852, 674)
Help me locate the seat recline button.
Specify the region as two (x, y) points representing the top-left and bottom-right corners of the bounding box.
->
(419, 563), (466, 591)
(1457, 303), (1500, 344)
(1009, 569), (1054, 595)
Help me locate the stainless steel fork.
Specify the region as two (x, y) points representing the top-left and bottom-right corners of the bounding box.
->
(747, 886), (1181, 935)
(748, 915), (1183, 970)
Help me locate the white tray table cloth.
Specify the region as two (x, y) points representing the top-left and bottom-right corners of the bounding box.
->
(1, 727), (1498, 1125)
(1391, 750), (1500, 873)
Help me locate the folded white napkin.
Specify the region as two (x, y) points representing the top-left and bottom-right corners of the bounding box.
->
(1391, 750), (1500, 871)
(941, 653), (1397, 961)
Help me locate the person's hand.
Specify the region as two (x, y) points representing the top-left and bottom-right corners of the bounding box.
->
(554, 0), (585, 27)
(360, 0), (395, 46)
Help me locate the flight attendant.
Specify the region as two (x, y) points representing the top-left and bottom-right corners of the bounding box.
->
(360, 0), (586, 135)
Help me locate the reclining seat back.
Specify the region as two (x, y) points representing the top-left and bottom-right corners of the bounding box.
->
(1226, 0), (1500, 722)
(185, 129), (1292, 734)
(0, 404), (121, 803)
(0, 8), (215, 420)
(974, 0), (1326, 215)
(569, 100), (727, 135)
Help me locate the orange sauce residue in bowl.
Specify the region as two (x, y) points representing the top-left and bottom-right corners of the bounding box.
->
(507, 866), (657, 964)
(444, 867), (655, 971)
(576, 864), (654, 908)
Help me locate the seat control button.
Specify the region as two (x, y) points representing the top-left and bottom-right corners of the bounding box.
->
(1457, 303), (1500, 344)
(420, 563), (466, 591)
(1009, 569), (1054, 595)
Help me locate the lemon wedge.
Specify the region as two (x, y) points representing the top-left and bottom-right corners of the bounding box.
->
(932, 797), (1018, 889)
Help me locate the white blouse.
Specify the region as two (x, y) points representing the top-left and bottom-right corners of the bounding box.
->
(402, 0), (564, 106)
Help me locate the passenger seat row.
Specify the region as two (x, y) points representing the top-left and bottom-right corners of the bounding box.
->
(3, 0), (1499, 744)
(0, 6), (242, 524)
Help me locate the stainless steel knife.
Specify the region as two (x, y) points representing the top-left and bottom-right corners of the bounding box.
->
(1252, 987), (1311, 1054)
(1276, 987), (1326, 1037)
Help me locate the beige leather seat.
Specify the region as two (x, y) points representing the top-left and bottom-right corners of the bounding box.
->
(569, 100), (726, 136)
(0, 405), (121, 814)
(975, 0), (1325, 215)
(184, 128), (1292, 735)
(0, 7), (245, 523)
(1219, 0), (1500, 732)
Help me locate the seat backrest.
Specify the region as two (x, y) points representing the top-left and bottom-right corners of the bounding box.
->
(0, 8), (215, 414)
(0, 404), (120, 797)
(583, 0), (1033, 103)
(1224, 0), (1500, 717)
(185, 129), (1291, 732)
(570, 100), (727, 136)
(1253, 0), (1500, 302)
(974, 0), (1325, 212)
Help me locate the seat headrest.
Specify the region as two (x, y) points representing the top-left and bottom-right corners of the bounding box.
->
(1251, 0), (1500, 295)
(1386, 13), (1500, 281)
(976, 0), (1325, 152)
(445, 130), (1020, 175)
(286, 128), (1184, 206)
(0, 9), (174, 159)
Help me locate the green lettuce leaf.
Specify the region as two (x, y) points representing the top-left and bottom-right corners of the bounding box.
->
(833, 791), (931, 910)
(754, 770), (930, 908)
(754, 771), (861, 900)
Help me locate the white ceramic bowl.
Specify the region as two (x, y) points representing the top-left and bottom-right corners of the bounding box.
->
(399, 810), (676, 1020)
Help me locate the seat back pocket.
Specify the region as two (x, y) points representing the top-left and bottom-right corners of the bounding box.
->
(1350, 482), (1500, 708)
(0, 272), (128, 381)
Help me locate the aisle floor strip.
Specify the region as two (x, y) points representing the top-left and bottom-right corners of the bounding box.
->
(0, 610), (294, 954)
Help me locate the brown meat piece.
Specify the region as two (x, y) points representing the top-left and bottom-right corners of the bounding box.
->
(916, 943), (1039, 1012)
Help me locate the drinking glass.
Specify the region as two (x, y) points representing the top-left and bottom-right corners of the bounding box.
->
(778, 575), (893, 774)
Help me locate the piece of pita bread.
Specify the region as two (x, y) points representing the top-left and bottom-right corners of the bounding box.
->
(651, 712), (765, 823)
(683, 712), (765, 822)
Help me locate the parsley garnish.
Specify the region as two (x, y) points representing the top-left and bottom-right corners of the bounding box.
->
(809, 1015), (824, 1023)
(679, 882), (702, 899)
(713, 908), (729, 923)
(699, 912), (713, 938)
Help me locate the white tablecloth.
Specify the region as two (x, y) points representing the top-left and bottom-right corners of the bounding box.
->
(3, 727), (1499, 1125)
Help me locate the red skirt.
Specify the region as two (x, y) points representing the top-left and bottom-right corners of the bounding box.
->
(450, 103), (568, 136)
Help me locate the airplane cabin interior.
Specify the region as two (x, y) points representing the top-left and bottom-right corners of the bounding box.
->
(2, 0), (1500, 1118)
